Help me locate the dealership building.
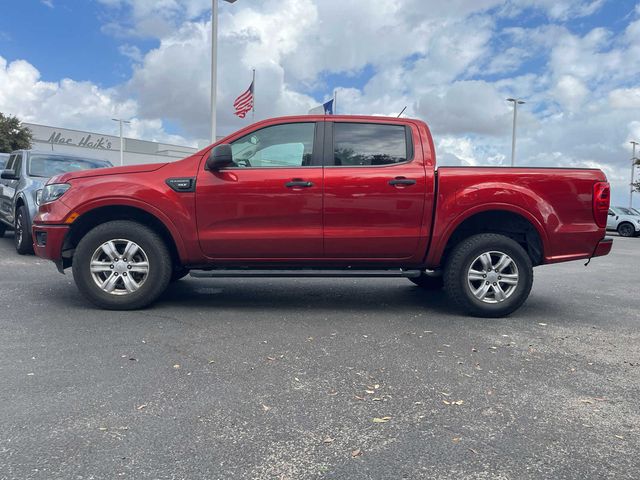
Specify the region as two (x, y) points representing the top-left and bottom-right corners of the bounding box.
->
(24, 123), (199, 166)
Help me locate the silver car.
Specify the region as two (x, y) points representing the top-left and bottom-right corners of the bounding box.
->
(606, 206), (640, 237)
(0, 150), (111, 254)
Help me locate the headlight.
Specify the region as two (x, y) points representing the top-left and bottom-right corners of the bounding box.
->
(40, 183), (71, 204)
(35, 189), (43, 206)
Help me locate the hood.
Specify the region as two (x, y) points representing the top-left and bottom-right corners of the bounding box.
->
(49, 162), (168, 184)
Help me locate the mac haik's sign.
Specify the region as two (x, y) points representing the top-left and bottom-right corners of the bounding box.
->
(47, 131), (114, 150)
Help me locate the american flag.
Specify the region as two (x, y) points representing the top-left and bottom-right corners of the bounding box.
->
(233, 81), (254, 118)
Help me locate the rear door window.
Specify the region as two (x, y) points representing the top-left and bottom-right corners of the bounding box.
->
(332, 123), (410, 166)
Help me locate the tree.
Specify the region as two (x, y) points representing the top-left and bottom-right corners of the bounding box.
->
(0, 113), (32, 153)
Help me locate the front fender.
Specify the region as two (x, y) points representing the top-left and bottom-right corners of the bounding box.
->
(69, 196), (189, 262)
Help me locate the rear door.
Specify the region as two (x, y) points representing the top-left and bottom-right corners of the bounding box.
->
(322, 121), (431, 260)
(196, 121), (324, 259)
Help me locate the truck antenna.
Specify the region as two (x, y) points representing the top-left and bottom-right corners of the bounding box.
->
(397, 106), (407, 118)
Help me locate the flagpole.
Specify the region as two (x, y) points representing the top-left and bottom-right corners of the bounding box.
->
(210, 0), (218, 143)
(252, 68), (256, 122)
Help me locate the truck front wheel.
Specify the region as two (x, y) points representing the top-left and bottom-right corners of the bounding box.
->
(72, 220), (172, 310)
(443, 234), (533, 318)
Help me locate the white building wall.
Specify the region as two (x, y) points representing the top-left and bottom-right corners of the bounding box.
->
(24, 123), (199, 166)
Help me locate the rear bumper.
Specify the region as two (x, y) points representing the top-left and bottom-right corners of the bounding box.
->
(592, 236), (613, 258)
(32, 224), (69, 272)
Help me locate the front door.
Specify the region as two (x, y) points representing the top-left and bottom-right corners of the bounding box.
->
(322, 121), (431, 260)
(0, 154), (20, 224)
(196, 121), (324, 259)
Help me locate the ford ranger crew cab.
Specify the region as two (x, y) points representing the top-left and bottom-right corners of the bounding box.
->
(32, 115), (612, 317)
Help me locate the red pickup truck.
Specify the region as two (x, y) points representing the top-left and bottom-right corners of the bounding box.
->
(32, 115), (612, 317)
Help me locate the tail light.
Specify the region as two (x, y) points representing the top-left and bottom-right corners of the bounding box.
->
(592, 182), (610, 228)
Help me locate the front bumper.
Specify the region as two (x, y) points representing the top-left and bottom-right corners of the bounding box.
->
(32, 224), (69, 272)
(592, 236), (613, 258)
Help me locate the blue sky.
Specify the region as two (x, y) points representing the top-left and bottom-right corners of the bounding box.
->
(1, 0), (640, 206)
(1, 0), (636, 102)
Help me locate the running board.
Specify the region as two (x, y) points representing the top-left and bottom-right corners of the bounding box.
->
(189, 269), (422, 279)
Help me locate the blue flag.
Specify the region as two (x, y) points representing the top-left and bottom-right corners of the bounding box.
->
(308, 98), (334, 115)
(322, 99), (334, 114)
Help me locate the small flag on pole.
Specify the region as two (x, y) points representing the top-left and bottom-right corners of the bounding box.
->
(308, 98), (334, 115)
(233, 80), (254, 118)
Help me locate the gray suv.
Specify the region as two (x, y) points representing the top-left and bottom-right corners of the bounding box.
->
(0, 150), (111, 254)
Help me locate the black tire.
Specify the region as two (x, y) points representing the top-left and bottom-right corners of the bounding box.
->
(0, 223), (6, 238)
(72, 220), (172, 310)
(14, 205), (33, 255)
(170, 267), (190, 282)
(443, 233), (533, 318)
(617, 222), (635, 237)
(409, 274), (443, 290)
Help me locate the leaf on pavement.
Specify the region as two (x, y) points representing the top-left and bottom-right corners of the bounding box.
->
(351, 448), (363, 458)
(373, 416), (391, 423)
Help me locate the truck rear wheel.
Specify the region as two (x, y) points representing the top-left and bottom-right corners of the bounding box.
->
(0, 223), (6, 238)
(443, 233), (533, 318)
(72, 220), (172, 310)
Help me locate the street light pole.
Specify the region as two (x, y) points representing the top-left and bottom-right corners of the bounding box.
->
(112, 118), (131, 167)
(211, 0), (238, 144)
(631, 141), (639, 209)
(507, 98), (525, 167)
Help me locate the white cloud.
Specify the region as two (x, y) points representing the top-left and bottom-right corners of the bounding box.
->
(0, 56), (192, 146)
(609, 88), (640, 109)
(552, 74), (589, 111)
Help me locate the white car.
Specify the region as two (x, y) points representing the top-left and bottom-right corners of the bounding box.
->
(607, 206), (640, 237)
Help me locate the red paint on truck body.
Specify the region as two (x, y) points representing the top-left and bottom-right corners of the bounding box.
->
(32, 115), (611, 271)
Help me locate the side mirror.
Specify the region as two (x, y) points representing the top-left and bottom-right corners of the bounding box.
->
(1, 169), (17, 180)
(206, 144), (233, 171)
(608, 212), (615, 216)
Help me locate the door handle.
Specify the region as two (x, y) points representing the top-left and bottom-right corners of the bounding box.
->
(285, 180), (314, 188)
(388, 177), (416, 186)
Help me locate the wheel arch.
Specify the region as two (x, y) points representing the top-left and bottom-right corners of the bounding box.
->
(429, 206), (547, 268)
(63, 203), (185, 269)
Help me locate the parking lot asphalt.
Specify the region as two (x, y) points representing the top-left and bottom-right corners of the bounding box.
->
(1, 233), (639, 480)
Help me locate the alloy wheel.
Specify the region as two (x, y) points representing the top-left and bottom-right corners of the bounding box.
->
(89, 239), (150, 295)
(467, 251), (519, 304)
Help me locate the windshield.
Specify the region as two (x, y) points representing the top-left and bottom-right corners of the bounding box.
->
(615, 207), (637, 216)
(631, 208), (640, 216)
(28, 155), (110, 178)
